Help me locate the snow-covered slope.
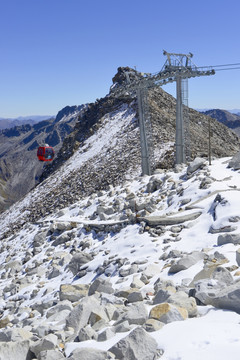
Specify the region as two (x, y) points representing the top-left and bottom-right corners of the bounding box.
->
(1, 152), (240, 359)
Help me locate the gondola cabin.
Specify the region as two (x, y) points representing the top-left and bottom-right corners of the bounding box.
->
(37, 146), (54, 162)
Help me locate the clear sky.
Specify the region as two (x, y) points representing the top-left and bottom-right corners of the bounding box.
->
(0, 0), (240, 118)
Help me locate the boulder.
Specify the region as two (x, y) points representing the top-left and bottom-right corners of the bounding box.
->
(116, 302), (148, 325)
(153, 288), (176, 305)
(187, 157), (206, 175)
(88, 278), (114, 296)
(30, 334), (58, 357)
(59, 284), (89, 302)
(37, 349), (65, 360)
(143, 318), (165, 332)
(109, 327), (161, 360)
(194, 279), (240, 313)
(217, 233), (240, 246)
(236, 248), (240, 266)
(68, 347), (114, 360)
(97, 327), (115, 342)
(146, 176), (163, 193)
(0, 328), (33, 342)
(52, 233), (71, 246)
(77, 326), (97, 342)
(114, 320), (132, 333)
(65, 295), (102, 337)
(228, 151), (240, 170)
(127, 291), (144, 303)
(149, 303), (188, 323)
(33, 231), (47, 247)
(0, 340), (32, 360)
(167, 291), (198, 318)
(169, 251), (205, 274)
(68, 252), (93, 276)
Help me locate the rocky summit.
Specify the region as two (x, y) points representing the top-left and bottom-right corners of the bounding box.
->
(1, 67), (240, 359)
(1, 67), (239, 215)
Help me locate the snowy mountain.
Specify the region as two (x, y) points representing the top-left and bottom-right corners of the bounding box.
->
(1, 108), (240, 358)
(1, 67), (240, 359)
(1, 67), (239, 215)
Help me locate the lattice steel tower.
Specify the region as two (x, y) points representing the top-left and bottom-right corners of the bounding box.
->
(110, 52), (215, 174)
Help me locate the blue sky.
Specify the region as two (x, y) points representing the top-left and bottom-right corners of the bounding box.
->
(0, 0), (240, 117)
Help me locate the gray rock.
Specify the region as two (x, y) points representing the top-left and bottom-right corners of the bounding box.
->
(109, 327), (160, 360)
(68, 252), (93, 276)
(52, 233), (71, 246)
(154, 278), (176, 293)
(97, 327), (115, 342)
(146, 176), (163, 193)
(236, 248), (240, 266)
(33, 231), (47, 247)
(30, 334), (58, 357)
(78, 326), (97, 342)
(218, 233), (240, 246)
(68, 347), (114, 360)
(65, 295), (101, 337)
(143, 318), (165, 332)
(32, 300), (56, 316)
(194, 279), (240, 313)
(50, 221), (76, 232)
(169, 251), (205, 274)
(142, 264), (161, 279)
(117, 302), (148, 325)
(46, 309), (71, 324)
(153, 288), (176, 305)
(209, 225), (237, 234)
(88, 277), (114, 296)
(0, 328), (33, 342)
(48, 265), (62, 279)
(119, 264), (139, 277)
(59, 283), (89, 302)
(187, 157), (206, 175)
(37, 349), (65, 360)
(127, 291), (144, 303)
(114, 320), (132, 333)
(149, 303), (187, 324)
(142, 211), (202, 226)
(167, 291), (198, 318)
(0, 340), (32, 360)
(4, 260), (22, 273)
(130, 276), (145, 289)
(211, 266), (234, 285)
(228, 151), (240, 170)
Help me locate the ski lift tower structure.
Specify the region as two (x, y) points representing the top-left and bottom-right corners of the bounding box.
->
(110, 51), (215, 175)
(161, 51), (215, 164)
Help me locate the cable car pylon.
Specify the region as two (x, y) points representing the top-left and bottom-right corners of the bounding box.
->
(110, 51), (240, 174)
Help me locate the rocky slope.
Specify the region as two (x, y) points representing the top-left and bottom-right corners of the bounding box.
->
(1, 68), (239, 215)
(1, 156), (240, 359)
(0, 105), (86, 213)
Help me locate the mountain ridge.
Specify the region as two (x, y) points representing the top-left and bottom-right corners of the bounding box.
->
(0, 105), (86, 212)
(202, 108), (240, 135)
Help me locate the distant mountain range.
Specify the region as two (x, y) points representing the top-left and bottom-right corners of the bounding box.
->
(201, 109), (240, 136)
(196, 108), (240, 116)
(0, 106), (86, 212)
(0, 115), (54, 130)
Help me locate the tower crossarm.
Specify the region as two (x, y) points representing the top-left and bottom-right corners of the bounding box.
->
(110, 66), (215, 97)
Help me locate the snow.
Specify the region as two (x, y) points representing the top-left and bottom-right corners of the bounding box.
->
(1, 139), (240, 358)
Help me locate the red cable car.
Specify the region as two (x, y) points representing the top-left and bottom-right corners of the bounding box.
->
(37, 145), (55, 162)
